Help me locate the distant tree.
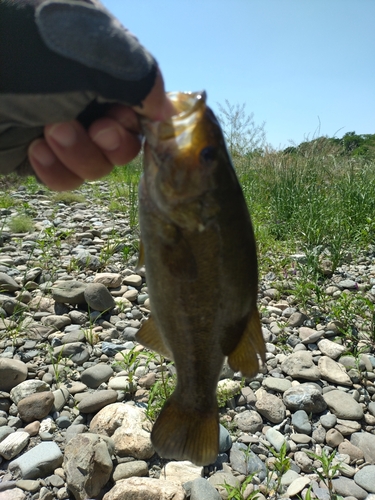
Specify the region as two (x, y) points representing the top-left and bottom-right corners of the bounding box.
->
(341, 131), (365, 154)
(217, 100), (266, 157)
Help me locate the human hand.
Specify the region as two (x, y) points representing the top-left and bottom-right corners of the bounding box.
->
(28, 70), (175, 191)
(0, 0), (175, 190)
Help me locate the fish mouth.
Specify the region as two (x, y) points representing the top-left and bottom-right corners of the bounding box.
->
(141, 91), (207, 144)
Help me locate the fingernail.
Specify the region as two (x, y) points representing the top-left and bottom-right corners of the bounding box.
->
(48, 122), (77, 147)
(92, 127), (121, 151)
(29, 141), (55, 167)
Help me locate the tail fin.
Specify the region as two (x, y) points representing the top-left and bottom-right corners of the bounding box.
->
(151, 394), (219, 466)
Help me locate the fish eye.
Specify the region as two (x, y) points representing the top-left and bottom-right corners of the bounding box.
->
(199, 146), (216, 163)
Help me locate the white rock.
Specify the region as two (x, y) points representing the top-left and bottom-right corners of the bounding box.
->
(160, 461), (203, 484)
(0, 431), (30, 460)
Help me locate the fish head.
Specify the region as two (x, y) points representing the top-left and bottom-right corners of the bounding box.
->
(141, 91), (228, 229)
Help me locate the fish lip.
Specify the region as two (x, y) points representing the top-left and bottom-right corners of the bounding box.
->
(141, 91), (207, 143)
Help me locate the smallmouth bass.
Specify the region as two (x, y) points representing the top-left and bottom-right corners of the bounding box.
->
(136, 91), (265, 466)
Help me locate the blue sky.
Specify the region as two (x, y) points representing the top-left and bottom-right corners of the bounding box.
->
(102, 0), (375, 149)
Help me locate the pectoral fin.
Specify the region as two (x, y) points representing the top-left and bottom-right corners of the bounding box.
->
(227, 307), (266, 378)
(135, 316), (174, 361)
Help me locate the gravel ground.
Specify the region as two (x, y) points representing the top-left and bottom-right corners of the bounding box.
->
(0, 183), (374, 500)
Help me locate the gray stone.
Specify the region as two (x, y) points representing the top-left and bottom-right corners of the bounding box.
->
(319, 412), (337, 429)
(10, 380), (50, 405)
(77, 390), (118, 413)
(219, 424), (232, 453)
(0, 426), (14, 442)
(18, 391), (54, 423)
(0, 489), (26, 500)
(292, 409), (311, 434)
(47, 474), (64, 488)
(52, 342), (89, 365)
(123, 274), (142, 287)
(41, 314), (71, 330)
(255, 392), (286, 423)
(52, 386), (70, 412)
(0, 359), (27, 392)
(318, 357), (352, 386)
(299, 327), (324, 343)
(354, 465), (375, 493)
(61, 330), (85, 344)
(9, 442), (63, 479)
(90, 403), (154, 460)
(323, 390), (364, 420)
(311, 425), (326, 444)
(326, 428), (344, 447)
(103, 477), (185, 500)
(75, 250), (101, 270)
(112, 460), (149, 481)
(317, 338), (346, 359)
(332, 477), (367, 499)
(234, 410), (263, 432)
(0, 272), (21, 292)
(294, 451), (313, 473)
(288, 312), (307, 327)
(84, 282), (116, 311)
(230, 442), (266, 480)
(15, 480), (40, 493)
(94, 273), (122, 288)
(56, 416), (71, 429)
(281, 351), (321, 380)
(339, 355), (362, 371)
(64, 433), (113, 500)
(280, 469), (301, 486)
(283, 383), (327, 413)
(286, 476), (311, 497)
(338, 440), (364, 462)
(351, 432), (375, 464)
(52, 280), (87, 304)
(335, 418), (361, 435)
(190, 477), (221, 500)
(265, 427), (288, 452)
(338, 279), (357, 289)
(65, 424), (87, 443)
(80, 364), (114, 389)
(69, 310), (88, 325)
(262, 377), (292, 393)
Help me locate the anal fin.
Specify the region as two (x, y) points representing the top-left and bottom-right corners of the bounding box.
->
(135, 316), (174, 361)
(227, 307), (266, 378)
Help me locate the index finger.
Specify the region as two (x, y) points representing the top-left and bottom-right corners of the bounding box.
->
(132, 67), (176, 121)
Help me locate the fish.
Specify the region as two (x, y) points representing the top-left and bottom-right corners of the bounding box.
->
(135, 91), (265, 466)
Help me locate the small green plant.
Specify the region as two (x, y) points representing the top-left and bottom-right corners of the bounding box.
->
(221, 473), (260, 500)
(52, 191), (86, 204)
(267, 442), (291, 499)
(112, 346), (144, 385)
(99, 231), (122, 267)
(146, 356), (177, 422)
(8, 215), (34, 233)
(47, 344), (72, 387)
(307, 449), (343, 500)
(0, 193), (15, 209)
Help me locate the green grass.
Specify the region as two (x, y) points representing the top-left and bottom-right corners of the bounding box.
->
(8, 215), (34, 233)
(236, 146), (375, 274)
(52, 191), (86, 204)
